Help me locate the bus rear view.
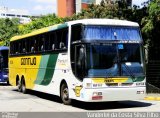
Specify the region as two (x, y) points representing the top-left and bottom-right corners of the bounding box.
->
(70, 19), (146, 102)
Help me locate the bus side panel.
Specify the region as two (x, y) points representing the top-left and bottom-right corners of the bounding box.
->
(9, 53), (81, 98)
(9, 58), (21, 86)
(9, 55), (42, 88)
(32, 53), (81, 97)
(25, 55), (42, 89)
(33, 53), (60, 94)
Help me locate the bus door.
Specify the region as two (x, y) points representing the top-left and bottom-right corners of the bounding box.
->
(74, 44), (86, 79)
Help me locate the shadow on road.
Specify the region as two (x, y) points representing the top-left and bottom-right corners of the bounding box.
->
(13, 89), (62, 103)
(12, 88), (152, 111)
(71, 100), (152, 110)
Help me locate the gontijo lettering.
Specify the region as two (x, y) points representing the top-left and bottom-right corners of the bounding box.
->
(21, 57), (36, 65)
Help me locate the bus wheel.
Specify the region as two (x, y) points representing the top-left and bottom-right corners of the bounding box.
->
(17, 80), (22, 92)
(60, 83), (71, 105)
(21, 81), (27, 94)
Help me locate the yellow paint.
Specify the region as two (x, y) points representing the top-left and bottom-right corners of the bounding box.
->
(9, 55), (41, 89)
(75, 86), (82, 97)
(92, 78), (128, 83)
(156, 97), (160, 101)
(144, 96), (160, 101)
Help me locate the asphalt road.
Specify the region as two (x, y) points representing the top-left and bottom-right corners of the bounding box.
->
(0, 85), (160, 112)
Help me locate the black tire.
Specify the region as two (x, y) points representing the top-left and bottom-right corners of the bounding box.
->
(21, 81), (27, 94)
(7, 80), (10, 85)
(60, 83), (71, 105)
(17, 79), (22, 92)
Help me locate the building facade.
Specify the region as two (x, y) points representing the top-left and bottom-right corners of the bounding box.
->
(58, 0), (132, 17)
(57, 0), (76, 18)
(0, 6), (31, 24)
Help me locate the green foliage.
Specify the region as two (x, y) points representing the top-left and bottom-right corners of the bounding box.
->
(63, 0), (147, 24)
(18, 14), (64, 34)
(142, 0), (160, 35)
(64, 0), (120, 20)
(0, 18), (19, 46)
(141, 0), (160, 60)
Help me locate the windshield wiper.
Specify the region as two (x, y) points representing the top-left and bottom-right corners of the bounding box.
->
(122, 63), (136, 82)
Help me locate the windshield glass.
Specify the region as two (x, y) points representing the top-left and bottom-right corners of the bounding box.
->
(83, 25), (141, 41)
(119, 44), (143, 76)
(86, 43), (144, 77)
(0, 50), (8, 69)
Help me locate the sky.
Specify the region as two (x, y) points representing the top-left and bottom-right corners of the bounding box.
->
(0, 0), (57, 15)
(0, 0), (148, 16)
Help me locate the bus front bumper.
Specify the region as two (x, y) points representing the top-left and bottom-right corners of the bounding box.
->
(77, 87), (146, 102)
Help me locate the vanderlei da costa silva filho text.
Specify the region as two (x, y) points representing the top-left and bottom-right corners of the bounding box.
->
(87, 112), (159, 118)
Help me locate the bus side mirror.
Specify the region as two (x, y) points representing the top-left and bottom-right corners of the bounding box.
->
(144, 46), (148, 64)
(77, 46), (85, 67)
(76, 45), (86, 79)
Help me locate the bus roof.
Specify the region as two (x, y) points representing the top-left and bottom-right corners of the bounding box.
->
(10, 23), (68, 42)
(67, 19), (139, 27)
(0, 46), (9, 50)
(10, 19), (139, 42)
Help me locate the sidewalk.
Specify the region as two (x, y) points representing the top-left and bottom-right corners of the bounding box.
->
(144, 93), (160, 101)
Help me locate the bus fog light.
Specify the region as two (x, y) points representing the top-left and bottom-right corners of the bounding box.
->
(93, 92), (98, 96)
(93, 92), (102, 96)
(92, 92), (103, 100)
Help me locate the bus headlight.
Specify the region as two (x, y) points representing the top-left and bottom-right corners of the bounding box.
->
(92, 92), (103, 100)
(136, 82), (145, 86)
(93, 92), (102, 96)
(86, 83), (92, 88)
(93, 83), (103, 88)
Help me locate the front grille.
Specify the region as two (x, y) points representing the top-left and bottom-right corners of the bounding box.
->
(121, 83), (133, 86)
(105, 83), (133, 87)
(105, 83), (118, 86)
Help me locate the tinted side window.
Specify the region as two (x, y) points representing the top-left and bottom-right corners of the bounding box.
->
(30, 37), (36, 53)
(15, 41), (19, 54)
(10, 42), (14, 55)
(60, 29), (68, 49)
(37, 35), (45, 52)
(71, 25), (82, 43)
(71, 25), (82, 68)
(49, 31), (58, 50)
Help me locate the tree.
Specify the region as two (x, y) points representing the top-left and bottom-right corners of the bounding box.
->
(63, 0), (120, 21)
(141, 0), (160, 60)
(0, 18), (19, 46)
(18, 14), (64, 34)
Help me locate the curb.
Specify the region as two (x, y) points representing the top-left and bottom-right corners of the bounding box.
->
(144, 96), (160, 101)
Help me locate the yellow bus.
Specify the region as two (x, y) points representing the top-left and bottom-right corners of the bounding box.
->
(9, 19), (146, 105)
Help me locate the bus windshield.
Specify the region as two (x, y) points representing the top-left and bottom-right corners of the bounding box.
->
(86, 43), (144, 78)
(83, 25), (141, 41)
(0, 50), (8, 69)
